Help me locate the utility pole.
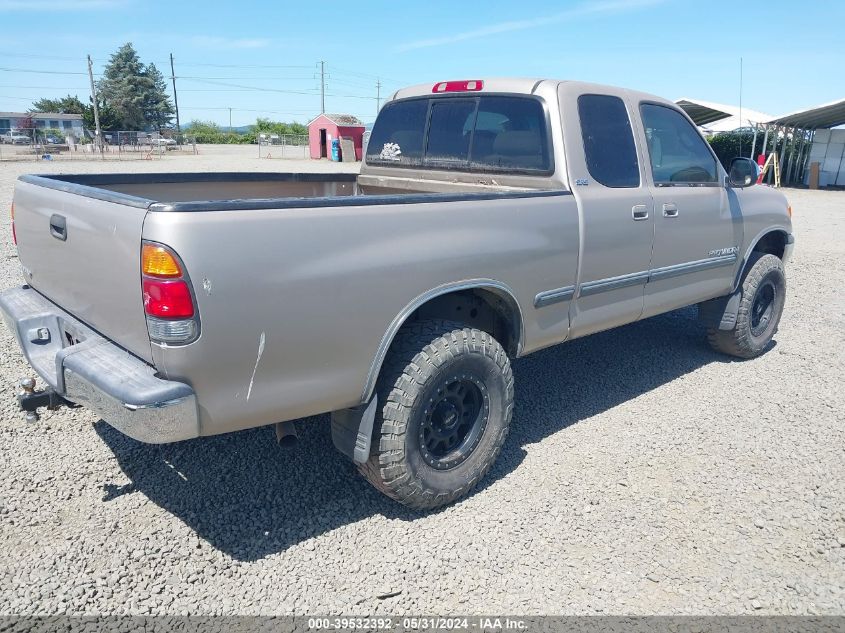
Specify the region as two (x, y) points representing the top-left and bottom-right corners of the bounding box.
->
(738, 57), (743, 157)
(170, 53), (181, 136)
(86, 54), (102, 155)
(376, 79), (382, 115)
(228, 107), (233, 132)
(320, 60), (326, 113)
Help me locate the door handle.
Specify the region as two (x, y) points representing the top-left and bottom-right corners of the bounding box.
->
(662, 203), (679, 218)
(632, 205), (649, 221)
(49, 214), (67, 241)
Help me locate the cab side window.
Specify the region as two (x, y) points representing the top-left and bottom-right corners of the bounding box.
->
(577, 94), (640, 188)
(640, 103), (718, 184)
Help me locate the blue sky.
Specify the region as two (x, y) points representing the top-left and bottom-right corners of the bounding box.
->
(0, 0), (843, 126)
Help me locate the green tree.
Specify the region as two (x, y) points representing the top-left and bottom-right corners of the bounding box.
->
(97, 43), (153, 130)
(30, 94), (87, 114)
(143, 63), (175, 132)
(29, 93), (120, 134)
(85, 96), (121, 132)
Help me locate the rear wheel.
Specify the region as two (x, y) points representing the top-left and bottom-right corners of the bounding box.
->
(707, 253), (786, 359)
(358, 319), (514, 510)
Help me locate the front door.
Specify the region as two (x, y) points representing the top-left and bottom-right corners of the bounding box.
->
(560, 88), (655, 338)
(637, 103), (741, 318)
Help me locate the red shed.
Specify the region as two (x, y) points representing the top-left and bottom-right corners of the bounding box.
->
(308, 113), (365, 161)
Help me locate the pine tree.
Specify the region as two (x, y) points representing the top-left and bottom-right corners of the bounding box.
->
(143, 63), (175, 132)
(98, 43), (153, 130)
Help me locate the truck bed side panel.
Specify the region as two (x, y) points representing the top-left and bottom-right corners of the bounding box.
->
(142, 194), (580, 437)
(13, 181), (152, 362)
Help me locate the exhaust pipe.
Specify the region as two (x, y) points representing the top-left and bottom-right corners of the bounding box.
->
(275, 420), (298, 448)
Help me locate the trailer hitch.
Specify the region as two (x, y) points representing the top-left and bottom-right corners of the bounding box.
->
(17, 377), (73, 423)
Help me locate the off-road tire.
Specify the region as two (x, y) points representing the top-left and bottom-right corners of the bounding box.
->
(707, 253), (786, 359)
(358, 319), (514, 510)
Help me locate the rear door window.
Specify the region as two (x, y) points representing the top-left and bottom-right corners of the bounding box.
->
(640, 103), (718, 184)
(577, 94), (640, 188)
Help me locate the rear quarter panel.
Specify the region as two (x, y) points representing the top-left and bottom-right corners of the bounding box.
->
(143, 194), (579, 436)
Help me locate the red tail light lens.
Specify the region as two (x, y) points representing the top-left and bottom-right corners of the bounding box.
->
(141, 241), (199, 345)
(10, 202), (16, 246)
(143, 279), (195, 319)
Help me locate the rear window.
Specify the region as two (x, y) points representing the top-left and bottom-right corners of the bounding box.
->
(366, 95), (551, 173)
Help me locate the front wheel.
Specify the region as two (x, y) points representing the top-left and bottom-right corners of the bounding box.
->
(358, 320), (514, 510)
(707, 253), (786, 359)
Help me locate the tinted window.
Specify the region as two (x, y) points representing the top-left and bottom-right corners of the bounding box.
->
(640, 103), (718, 184)
(425, 100), (475, 166)
(366, 99), (428, 166)
(578, 94), (639, 188)
(470, 97), (550, 172)
(366, 96), (551, 173)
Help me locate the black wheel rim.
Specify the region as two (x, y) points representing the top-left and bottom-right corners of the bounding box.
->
(419, 374), (488, 470)
(750, 279), (776, 337)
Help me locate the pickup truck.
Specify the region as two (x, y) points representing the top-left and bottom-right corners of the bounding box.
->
(2, 131), (31, 145)
(1, 79), (794, 509)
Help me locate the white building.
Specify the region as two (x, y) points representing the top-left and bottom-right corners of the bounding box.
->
(0, 112), (85, 137)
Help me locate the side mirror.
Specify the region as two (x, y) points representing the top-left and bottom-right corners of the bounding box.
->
(728, 157), (758, 188)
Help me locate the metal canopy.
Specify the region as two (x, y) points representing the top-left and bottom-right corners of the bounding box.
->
(675, 98), (733, 125)
(676, 98), (773, 129)
(765, 98), (845, 129)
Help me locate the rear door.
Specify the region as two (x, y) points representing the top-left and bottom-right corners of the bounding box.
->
(637, 103), (740, 318)
(559, 87), (655, 338)
(13, 180), (153, 361)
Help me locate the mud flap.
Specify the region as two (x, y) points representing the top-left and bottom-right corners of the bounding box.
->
(698, 289), (743, 330)
(331, 395), (378, 463)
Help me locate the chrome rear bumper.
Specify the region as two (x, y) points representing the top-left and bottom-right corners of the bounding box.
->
(0, 286), (199, 443)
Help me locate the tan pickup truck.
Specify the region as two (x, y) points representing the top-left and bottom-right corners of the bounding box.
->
(2, 78), (793, 509)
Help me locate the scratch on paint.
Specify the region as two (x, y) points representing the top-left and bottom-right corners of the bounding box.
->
(246, 331), (265, 400)
(202, 278), (212, 295)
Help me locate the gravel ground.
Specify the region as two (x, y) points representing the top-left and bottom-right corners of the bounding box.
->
(0, 149), (843, 615)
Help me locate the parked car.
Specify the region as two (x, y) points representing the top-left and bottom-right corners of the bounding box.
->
(1, 78), (793, 509)
(2, 132), (30, 145)
(152, 137), (177, 148)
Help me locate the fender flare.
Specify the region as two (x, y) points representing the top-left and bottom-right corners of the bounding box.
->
(360, 278), (524, 403)
(732, 227), (792, 291)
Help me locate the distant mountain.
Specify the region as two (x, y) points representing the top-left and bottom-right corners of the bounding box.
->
(225, 125), (253, 134)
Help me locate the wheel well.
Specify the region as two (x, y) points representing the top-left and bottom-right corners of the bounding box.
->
(408, 288), (521, 356)
(752, 231), (787, 260)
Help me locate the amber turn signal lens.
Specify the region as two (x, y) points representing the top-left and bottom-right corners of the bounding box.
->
(787, 205), (793, 218)
(142, 243), (182, 278)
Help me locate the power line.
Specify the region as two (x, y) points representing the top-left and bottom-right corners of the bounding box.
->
(0, 84), (88, 90)
(181, 78), (320, 96)
(0, 66), (97, 76)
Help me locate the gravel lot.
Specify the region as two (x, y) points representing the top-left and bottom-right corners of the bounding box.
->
(0, 148), (843, 615)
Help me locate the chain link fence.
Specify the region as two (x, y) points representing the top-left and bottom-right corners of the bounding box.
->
(0, 127), (197, 162)
(256, 133), (309, 160)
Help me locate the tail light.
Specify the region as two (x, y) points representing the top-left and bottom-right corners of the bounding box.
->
(141, 241), (199, 344)
(10, 201), (16, 246)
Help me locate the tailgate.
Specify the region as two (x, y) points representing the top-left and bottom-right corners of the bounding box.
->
(12, 180), (153, 362)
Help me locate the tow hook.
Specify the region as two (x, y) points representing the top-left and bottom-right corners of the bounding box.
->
(17, 377), (71, 423)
